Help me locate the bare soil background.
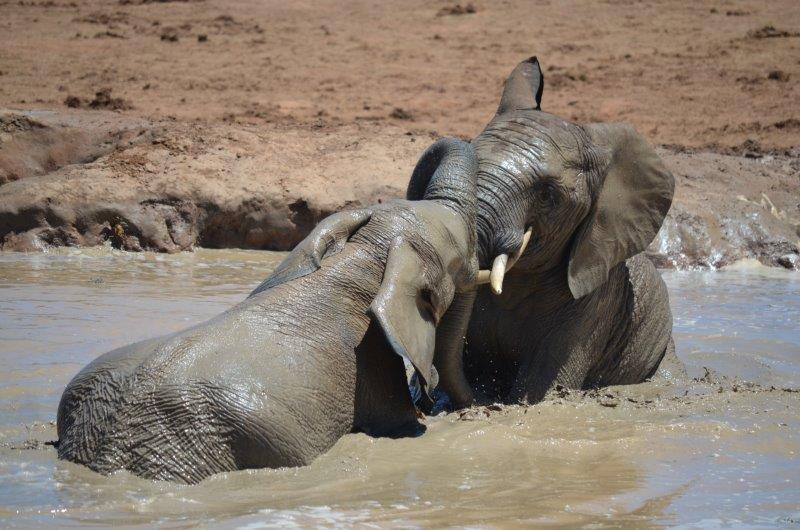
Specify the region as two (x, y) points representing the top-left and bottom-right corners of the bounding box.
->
(0, 0), (798, 267)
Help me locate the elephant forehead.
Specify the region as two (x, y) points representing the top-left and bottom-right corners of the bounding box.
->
(477, 113), (583, 159)
(352, 201), (458, 259)
(475, 114), (587, 187)
(369, 200), (437, 232)
(372, 200), (458, 234)
(396, 204), (467, 269)
(474, 138), (559, 191)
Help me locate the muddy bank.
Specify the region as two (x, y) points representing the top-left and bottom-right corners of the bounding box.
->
(2, 0), (797, 267)
(0, 109), (149, 185)
(0, 109), (798, 268)
(0, 109), (427, 253)
(649, 148), (800, 270)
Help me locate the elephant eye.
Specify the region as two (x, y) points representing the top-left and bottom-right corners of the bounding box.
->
(535, 183), (558, 207)
(419, 288), (440, 324)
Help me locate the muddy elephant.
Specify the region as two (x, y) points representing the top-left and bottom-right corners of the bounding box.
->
(445, 58), (679, 407)
(56, 138), (478, 483)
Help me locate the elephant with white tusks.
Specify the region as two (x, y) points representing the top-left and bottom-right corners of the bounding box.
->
(451, 57), (683, 407)
(56, 138), (478, 483)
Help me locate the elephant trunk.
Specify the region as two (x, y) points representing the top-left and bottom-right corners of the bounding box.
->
(406, 138), (477, 233)
(406, 138), (480, 410)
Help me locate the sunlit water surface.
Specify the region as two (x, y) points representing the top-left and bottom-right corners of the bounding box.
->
(0, 249), (797, 528)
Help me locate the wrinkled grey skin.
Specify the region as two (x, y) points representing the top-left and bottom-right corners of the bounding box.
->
(450, 58), (681, 407)
(56, 138), (478, 483)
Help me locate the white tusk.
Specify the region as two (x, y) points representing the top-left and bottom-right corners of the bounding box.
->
(489, 254), (508, 295)
(476, 228), (533, 293)
(508, 227), (533, 269)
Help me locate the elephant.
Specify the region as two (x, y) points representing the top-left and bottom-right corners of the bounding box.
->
(55, 138), (479, 483)
(444, 57), (681, 407)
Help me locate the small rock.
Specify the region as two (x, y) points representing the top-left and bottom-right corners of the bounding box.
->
(747, 25), (800, 39)
(197, 34), (208, 42)
(65, 89), (132, 110)
(64, 95), (82, 108)
(437, 3), (476, 16)
(161, 28), (179, 42)
(767, 70), (790, 82)
(777, 254), (799, 269)
(457, 410), (478, 421)
(599, 393), (619, 407)
(554, 384), (570, 398)
(89, 88), (133, 110)
(389, 107), (413, 120)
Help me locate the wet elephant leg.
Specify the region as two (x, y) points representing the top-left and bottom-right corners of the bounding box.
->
(433, 290), (477, 409)
(651, 336), (687, 382)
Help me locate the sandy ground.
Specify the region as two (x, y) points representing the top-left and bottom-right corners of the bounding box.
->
(2, 0), (799, 150)
(0, 0), (798, 265)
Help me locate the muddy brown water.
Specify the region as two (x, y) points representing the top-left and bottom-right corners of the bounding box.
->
(0, 249), (797, 528)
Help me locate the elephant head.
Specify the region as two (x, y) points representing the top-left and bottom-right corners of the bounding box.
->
(474, 57), (674, 298)
(252, 137), (479, 408)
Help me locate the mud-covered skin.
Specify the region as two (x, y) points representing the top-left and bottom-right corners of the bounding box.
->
(467, 255), (675, 403)
(56, 139), (478, 483)
(462, 58), (677, 405)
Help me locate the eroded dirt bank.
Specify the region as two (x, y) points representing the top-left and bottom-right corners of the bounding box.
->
(0, 109), (425, 253)
(0, 108), (798, 269)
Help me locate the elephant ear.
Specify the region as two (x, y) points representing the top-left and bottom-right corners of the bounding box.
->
(368, 238), (441, 400)
(567, 123), (674, 299)
(496, 56), (544, 115)
(249, 209), (372, 296)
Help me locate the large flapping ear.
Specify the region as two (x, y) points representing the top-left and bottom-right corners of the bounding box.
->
(249, 209), (372, 296)
(368, 238), (439, 400)
(567, 123), (675, 299)
(496, 56), (544, 115)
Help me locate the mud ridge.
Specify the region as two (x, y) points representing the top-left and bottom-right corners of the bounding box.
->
(444, 369), (800, 423)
